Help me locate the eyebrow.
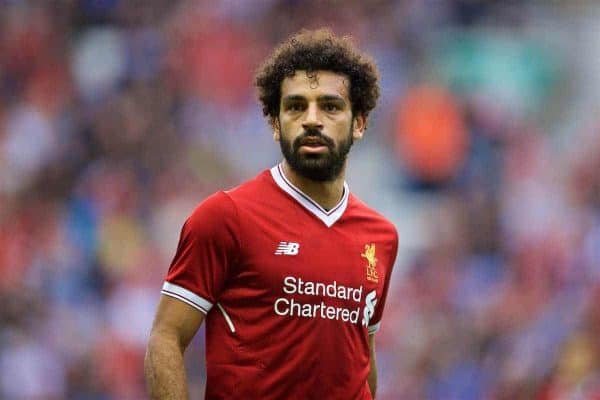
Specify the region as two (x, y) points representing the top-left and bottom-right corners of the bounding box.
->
(282, 94), (346, 103)
(281, 95), (306, 102)
(318, 95), (346, 103)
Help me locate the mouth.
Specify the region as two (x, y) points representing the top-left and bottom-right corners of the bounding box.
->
(298, 138), (329, 154)
(299, 144), (328, 154)
(300, 137), (327, 146)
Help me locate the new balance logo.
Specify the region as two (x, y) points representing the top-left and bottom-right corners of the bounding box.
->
(275, 242), (300, 255)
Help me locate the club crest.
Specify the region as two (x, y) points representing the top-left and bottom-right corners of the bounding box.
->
(361, 243), (379, 283)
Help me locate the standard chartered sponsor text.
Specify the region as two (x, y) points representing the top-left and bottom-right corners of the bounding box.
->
(282, 276), (363, 301)
(274, 276), (364, 323)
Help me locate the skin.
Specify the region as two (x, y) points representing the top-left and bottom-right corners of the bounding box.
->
(274, 70), (366, 210)
(368, 333), (377, 398)
(144, 70), (378, 399)
(145, 297), (204, 400)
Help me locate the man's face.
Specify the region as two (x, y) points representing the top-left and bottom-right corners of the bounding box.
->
(275, 70), (365, 182)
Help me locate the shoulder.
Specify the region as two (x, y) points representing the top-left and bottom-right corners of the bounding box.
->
(180, 192), (239, 248)
(346, 194), (398, 253)
(187, 191), (236, 226)
(348, 194), (397, 235)
(186, 169), (274, 229)
(223, 169), (275, 202)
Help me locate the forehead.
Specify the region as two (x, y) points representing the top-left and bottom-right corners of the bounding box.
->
(280, 70), (350, 100)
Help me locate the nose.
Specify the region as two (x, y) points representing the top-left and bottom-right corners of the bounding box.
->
(302, 103), (323, 131)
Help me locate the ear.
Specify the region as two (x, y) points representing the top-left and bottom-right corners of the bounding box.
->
(271, 117), (281, 141)
(352, 114), (366, 141)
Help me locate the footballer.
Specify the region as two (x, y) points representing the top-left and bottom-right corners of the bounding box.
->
(145, 28), (398, 400)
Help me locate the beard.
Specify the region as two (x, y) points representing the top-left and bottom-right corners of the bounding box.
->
(279, 125), (354, 182)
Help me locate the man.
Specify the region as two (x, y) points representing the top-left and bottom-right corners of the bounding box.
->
(145, 28), (398, 400)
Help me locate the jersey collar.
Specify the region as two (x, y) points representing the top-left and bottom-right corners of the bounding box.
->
(270, 163), (349, 228)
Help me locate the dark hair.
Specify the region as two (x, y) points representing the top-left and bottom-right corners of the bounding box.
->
(255, 28), (380, 121)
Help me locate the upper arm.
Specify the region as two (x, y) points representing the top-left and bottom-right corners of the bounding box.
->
(150, 192), (239, 351)
(368, 333), (376, 366)
(149, 295), (206, 351)
(368, 333), (375, 353)
(164, 192), (240, 314)
(367, 224), (398, 335)
(367, 334), (378, 398)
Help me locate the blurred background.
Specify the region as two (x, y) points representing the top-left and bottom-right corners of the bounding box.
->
(1, 0), (600, 399)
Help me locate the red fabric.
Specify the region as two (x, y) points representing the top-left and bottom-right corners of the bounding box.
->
(165, 169), (398, 399)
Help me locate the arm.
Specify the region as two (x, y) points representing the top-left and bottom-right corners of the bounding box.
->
(367, 334), (378, 399)
(144, 295), (205, 400)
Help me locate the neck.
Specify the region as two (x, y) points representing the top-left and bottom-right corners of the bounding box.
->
(281, 160), (346, 210)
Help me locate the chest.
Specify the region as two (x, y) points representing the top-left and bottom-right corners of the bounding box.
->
(233, 210), (385, 306)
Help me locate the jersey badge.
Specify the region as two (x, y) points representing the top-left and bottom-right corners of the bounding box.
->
(275, 242), (300, 255)
(361, 243), (379, 283)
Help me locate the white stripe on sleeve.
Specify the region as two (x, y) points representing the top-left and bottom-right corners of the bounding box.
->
(368, 322), (381, 335)
(161, 282), (213, 314)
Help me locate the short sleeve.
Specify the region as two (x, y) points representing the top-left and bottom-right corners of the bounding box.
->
(161, 192), (240, 314)
(367, 227), (398, 334)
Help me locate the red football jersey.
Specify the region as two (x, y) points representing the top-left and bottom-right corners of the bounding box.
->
(162, 164), (398, 399)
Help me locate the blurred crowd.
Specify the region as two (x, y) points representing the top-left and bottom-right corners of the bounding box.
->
(1, 1), (600, 399)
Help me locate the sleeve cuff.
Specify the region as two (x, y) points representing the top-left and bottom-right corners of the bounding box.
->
(368, 321), (381, 335)
(161, 282), (213, 314)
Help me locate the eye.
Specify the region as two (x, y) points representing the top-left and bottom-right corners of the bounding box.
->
(286, 103), (305, 112)
(323, 103), (340, 112)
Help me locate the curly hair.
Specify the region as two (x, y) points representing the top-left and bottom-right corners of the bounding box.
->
(255, 28), (380, 121)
